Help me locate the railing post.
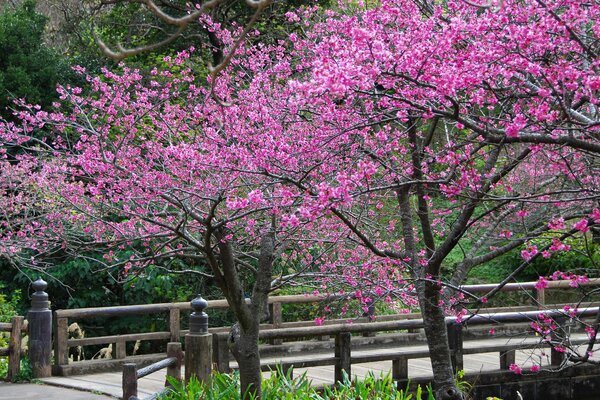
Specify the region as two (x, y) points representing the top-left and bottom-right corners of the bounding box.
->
(269, 302), (283, 345)
(122, 363), (138, 400)
(500, 350), (516, 370)
(115, 340), (127, 359)
(165, 342), (183, 386)
(536, 287), (545, 308)
(550, 317), (566, 366)
(53, 315), (69, 373)
(447, 322), (464, 373)
(7, 316), (24, 381)
(185, 294), (212, 383)
(169, 307), (181, 342)
(213, 332), (230, 373)
(334, 332), (351, 384)
(28, 278), (52, 378)
(362, 303), (376, 337)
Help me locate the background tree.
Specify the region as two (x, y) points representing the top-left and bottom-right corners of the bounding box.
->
(0, 0), (69, 120)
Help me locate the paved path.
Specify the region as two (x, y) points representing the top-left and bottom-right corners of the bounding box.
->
(0, 382), (113, 400)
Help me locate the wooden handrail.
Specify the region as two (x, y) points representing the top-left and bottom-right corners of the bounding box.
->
(123, 342), (182, 400)
(56, 278), (600, 319)
(53, 278), (600, 375)
(254, 306), (600, 340)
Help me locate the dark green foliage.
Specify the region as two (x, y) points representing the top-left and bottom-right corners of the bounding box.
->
(0, 0), (67, 119)
(469, 240), (600, 284)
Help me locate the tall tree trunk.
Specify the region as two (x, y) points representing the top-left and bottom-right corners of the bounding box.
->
(418, 280), (463, 400)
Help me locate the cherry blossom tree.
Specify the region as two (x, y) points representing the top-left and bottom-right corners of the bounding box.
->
(202, 1), (600, 398)
(0, 56), (349, 398)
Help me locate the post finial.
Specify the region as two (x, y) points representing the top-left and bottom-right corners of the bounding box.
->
(189, 294), (209, 334)
(32, 277), (47, 293)
(31, 277), (49, 311)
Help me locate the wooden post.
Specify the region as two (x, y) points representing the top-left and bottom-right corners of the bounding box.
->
(28, 278), (52, 378)
(447, 323), (464, 373)
(53, 316), (69, 372)
(536, 288), (545, 308)
(122, 363), (138, 400)
(115, 340), (127, 359)
(550, 317), (566, 366)
(362, 303), (376, 337)
(213, 332), (230, 373)
(165, 342), (183, 386)
(392, 358), (408, 380)
(500, 349), (516, 369)
(185, 295), (212, 383)
(7, 316), (24, 381)
(334, 332), (351, 384)
(269, 302), (283, 345)
(169, 308), (181, 342)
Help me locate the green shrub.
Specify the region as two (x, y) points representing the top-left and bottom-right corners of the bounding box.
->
(0, 285), (24, 381)
(160, 368), (434, 400)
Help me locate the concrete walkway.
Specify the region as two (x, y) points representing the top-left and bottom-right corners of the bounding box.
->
(0, 382), (113, 400)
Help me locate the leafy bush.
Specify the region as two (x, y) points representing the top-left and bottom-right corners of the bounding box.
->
(0, 286), (29, 381)
(160, 368), (435, 400)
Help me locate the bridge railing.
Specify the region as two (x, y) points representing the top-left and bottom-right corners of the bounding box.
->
(122, 342), (183, 400)
(211, 306), (600, 383)
(51, 278), (600, 376)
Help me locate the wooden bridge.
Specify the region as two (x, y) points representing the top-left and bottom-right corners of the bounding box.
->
(5, 279), (600, 400)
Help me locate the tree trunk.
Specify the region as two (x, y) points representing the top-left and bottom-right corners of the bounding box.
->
(418, 280), (463, 400)
(229, 323), (262, 399)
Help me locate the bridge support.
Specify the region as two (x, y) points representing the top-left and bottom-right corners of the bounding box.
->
(185, 294), (212, 383)
(334, 332), (351, 383)
(28, 278), (52, 378)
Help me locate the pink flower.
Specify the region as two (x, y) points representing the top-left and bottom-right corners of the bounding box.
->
(590, 209), (600, 224)
(521, 245), (538, 261)
(573, 218), (589, 232)
(530, 364), (540, 373)
(509, 364), (522, 375)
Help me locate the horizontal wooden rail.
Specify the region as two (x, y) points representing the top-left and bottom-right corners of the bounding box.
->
(67, 331), (171, 347)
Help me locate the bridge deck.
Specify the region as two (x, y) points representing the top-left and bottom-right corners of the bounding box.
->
(39, 337), (579, 399)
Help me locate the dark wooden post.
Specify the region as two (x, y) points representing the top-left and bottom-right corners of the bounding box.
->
(213, 332), (231, 373)
(185, 295), (212, 383)
(500, 350), (516, 369)
(269, 302), (283, 345)
(53, 315), (69, 374)
(334, 332), (351, 384)
(122, 363), (138, 400)
(7, 316), (24, 381)
(392, 358), (408, 381)
(362, 303), (376, 337)
(165, 342), (183, 386)
(447, 322), (464, 373)
(169, 307), (181, 342)
(536, 287), (545, 308)
(550, 317), (566, 366)
(28, 278), (52, 378)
